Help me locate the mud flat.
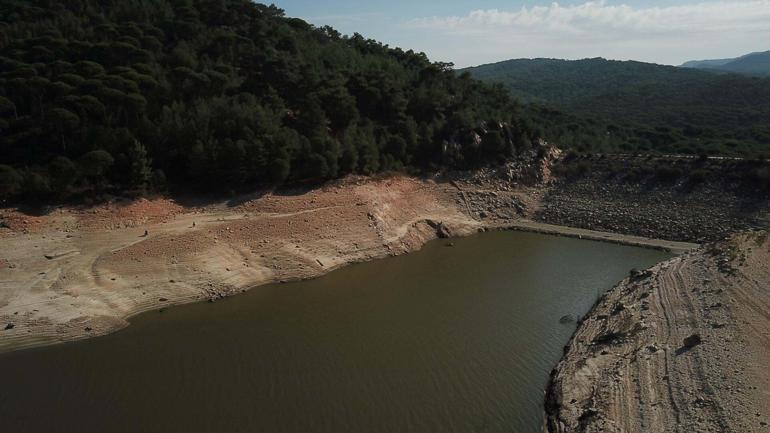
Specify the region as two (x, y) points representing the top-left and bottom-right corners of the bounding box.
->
(544, 231), (770, 433)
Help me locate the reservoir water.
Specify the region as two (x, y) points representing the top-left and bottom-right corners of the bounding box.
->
(0, 231), (670, 433)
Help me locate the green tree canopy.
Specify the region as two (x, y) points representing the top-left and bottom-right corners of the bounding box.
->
(0, 0), (546, 202)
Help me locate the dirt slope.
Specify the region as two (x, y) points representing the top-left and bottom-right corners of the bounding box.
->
(0, 176), (482, 352)
(545, 231), (770, 433)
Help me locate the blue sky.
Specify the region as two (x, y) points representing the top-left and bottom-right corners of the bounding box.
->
(273, 0), (770, 67)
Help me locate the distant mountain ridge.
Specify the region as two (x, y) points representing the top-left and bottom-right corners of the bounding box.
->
(681, 58), (735, 69)
(681, 51), (770, 76)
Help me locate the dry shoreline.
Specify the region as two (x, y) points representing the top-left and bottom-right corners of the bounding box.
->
(0, 175), (696, 354)
(0, 176), (481, 353)
(544, 231), (770, 433)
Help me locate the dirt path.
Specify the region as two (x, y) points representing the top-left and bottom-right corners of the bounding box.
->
(544, 231), (770, 433)
(507, 220), (696, 254)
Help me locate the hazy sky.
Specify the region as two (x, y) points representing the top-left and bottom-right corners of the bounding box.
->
(273, 0), (770, 68)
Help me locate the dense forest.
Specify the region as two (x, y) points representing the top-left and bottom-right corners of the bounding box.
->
(0, 0), (545, 202)
(465, 58), (770, 157)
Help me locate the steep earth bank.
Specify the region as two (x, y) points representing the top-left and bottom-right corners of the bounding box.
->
(544, 231), (770, 433)
(0, 176), (491, 352)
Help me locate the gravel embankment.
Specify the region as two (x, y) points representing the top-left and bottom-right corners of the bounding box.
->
(537, 161), (770, 242)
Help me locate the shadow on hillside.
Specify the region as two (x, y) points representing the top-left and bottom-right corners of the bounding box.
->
(169, 183), (321, 208)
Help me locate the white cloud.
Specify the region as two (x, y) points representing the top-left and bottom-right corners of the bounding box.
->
(305, 12), (385, 26)
(404, 1), (770, 67)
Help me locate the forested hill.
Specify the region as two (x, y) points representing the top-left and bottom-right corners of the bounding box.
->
(683, 51), (770, 76)
(465, 58), (770, 157)
(0, 0), (543, 202)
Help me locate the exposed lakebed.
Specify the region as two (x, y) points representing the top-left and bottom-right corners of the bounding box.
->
(0, 231), (670, 433)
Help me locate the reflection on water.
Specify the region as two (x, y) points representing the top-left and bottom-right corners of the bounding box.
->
(0, 231), (670, 433)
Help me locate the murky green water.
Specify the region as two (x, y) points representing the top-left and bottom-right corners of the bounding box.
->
(0, 231), (669, 433)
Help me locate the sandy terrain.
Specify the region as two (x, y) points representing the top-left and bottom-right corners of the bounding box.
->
(544, 231), (770, 432)
(0, 176), (487, 352)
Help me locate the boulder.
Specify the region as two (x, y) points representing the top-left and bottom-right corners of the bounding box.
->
(683, 333), (702, 349)
(629, 268), (652, 281)
(426, 220), (452, 239)
(612, 302), (626, 315)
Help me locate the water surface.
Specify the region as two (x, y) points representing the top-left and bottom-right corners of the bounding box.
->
(0, 231), (669, 433)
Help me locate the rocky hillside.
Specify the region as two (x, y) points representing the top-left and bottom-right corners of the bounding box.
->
(537, 155), (770, 242)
